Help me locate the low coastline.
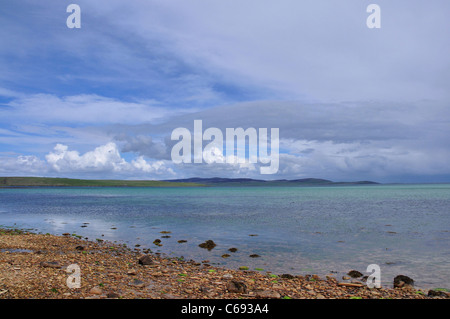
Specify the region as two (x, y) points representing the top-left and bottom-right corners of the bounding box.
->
(0, 227), (448, 299)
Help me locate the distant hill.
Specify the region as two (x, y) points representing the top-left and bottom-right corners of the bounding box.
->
(0, 176), (379, 188)
(0, 177), (204, 188)
(164, 177), (379, 186)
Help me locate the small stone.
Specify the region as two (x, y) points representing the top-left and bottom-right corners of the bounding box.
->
(127, 269), (137, 275)
(40, 261), (61, 268)
(342, 276), (351, 280)
(249, 254), (260, 258)
(222, 274), (234, 280)
(338, 282), (364, 288)
(138, 255), (153, 265)
(177, 240), (187, 243)
(254, 290), (281, 299)
(89, 287), (102, 295)
(106, 292), (120, 298)
(221, 254), (231, 258)
(228, 248), (238, 252)
(280, 274), (295, 279)
(226, 280), (248, 294)
(75, 246), (84, 251)
(128, 279), (146, 288)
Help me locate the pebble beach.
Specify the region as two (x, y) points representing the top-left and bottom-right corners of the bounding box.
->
(1, 228), (448, 300)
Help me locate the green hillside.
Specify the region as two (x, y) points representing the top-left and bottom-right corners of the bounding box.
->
(0, 177), (204, 188)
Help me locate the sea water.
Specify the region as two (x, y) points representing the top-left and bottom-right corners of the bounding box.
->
(0, 184), (449, 289)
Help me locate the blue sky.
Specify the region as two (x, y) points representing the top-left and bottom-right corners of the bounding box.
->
(1, 0), (449, 182)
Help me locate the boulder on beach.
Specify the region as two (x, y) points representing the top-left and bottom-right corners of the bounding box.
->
(393, 275), (414, 288)
(427, 288), (450, 298)
(347, 270), (363, 278)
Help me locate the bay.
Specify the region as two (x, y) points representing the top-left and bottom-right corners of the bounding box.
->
(1, 184), (449, 290)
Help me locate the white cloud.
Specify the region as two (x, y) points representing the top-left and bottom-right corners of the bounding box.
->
(0, 155), (47, 176)
(0, 142), (175, 178)
(45, 142), (128, 173)
(131, 156), (174, 175)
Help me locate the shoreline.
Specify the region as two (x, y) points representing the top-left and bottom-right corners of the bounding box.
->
(1, 228), (448, 299)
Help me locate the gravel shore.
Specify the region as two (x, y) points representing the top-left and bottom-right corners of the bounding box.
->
(0, 228), (448, 299)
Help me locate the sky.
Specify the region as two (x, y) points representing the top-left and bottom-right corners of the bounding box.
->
(0, 0), (449, 182)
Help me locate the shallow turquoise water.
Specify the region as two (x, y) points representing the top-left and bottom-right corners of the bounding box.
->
(0, 184), (449, 289)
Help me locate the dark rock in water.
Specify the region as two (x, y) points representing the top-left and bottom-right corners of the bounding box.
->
(226, 280), (248, 294)
(198, 240), (216, 250)
(221, 254), (231, 258)
(161, 235), (171, 238)
(177, 240), (187, 243)
(138, 255), (153, 265)
(249, 254), (260, 258)
(348, 270), (363, 278)
(280, 274), (295, 279)
(153, 239), (162, 246)
(393, 275), (414, 288)
(228, 248), (238, 253)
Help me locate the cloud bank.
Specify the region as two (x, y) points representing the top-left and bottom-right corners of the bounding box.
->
(0, 1), (449, 182)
